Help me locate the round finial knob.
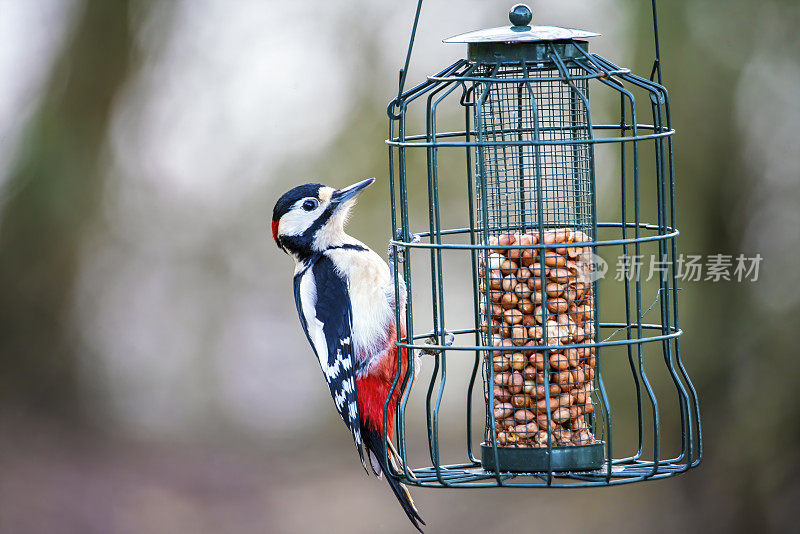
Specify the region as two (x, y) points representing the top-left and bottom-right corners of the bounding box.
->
(509, 3), (532, 27)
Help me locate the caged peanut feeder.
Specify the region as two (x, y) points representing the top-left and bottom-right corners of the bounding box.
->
(382, 1), (701, 486)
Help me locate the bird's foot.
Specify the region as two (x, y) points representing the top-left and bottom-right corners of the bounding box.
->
(387, 439), (417, 480)
(419, 330), (455, 357)
(388, 229), (421, 263)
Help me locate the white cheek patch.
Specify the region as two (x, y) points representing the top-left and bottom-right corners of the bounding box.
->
(278, 200), (328, 237)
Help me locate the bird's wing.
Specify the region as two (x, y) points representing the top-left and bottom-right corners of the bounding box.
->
(294, 256), (365, 468)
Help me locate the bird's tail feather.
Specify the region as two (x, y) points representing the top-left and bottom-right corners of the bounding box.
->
(362, 427), (425, 532)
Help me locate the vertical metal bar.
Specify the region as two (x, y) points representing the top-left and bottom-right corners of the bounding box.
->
(396, 100), (417, 481)
(423, 78), (456, 484)
(629, 89), (660, 479)
(475, 63), (505, 485)
(617, 85), (645, 463)
(650, 0), (663, 85)
(396, 0), (425, 100)
(650, 84), (693, 469)
(428, 73), (473, 485)
(463, 82), (482, 465)
(662, 94), (703, 469)
(387, 104), (403, 477)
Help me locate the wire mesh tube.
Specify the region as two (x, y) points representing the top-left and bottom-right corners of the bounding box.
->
(475, 64), (602, 470)
(474, 65), (592, 235)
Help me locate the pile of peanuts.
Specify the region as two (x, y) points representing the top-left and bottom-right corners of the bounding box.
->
(479, 228), (597, 447)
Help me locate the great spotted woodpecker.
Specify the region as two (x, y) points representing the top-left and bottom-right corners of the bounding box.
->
(272, 178), (424, 532)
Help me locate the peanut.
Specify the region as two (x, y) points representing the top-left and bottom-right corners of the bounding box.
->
(530, 352), (545, 371)
(498, 338), (515, 354)
(552, 406), (571, 423)
(510, 325), (527, 346)
(518, 298), (535, 315)
(493, 372), (509, 387)
(547, 297), (569, 314)
(565, 348), (579, 368)
(509, 352), (526, 371)
(522, 364), (537, 379)
(545, 281), (563, 298)
(493, 385), (511, 402)
(500, 258), (518, 276)
(549, 352), (570, 371)
(499, 323), (511, 338)
(492, 354), (510, 372)
(514, 282), (532, 301)
(497, 233), (517, 247)
(528, 325), (543, 339)
(507, 372), (524, 394)
(494, 403), (514, 419)
(552, 370), (575, 389)
(510, 394), (530, 409)
(520, 248), (536, 267)
(549, 267), (572, 284)
(522, 380), (537, 395)
(500, 291), (518, 309)
(503, 308), (523, 325)
(526, 272), (543, 291)
(514, 409), (537, 423)
(543, 251), (567, 268)
(502, 274), (517, 292)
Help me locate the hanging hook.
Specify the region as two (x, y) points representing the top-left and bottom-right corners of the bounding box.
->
(650, 0), (663, 84)
(397, 0), (425, 101)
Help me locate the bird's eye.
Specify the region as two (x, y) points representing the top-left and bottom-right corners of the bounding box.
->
(302, 199), (318, 211)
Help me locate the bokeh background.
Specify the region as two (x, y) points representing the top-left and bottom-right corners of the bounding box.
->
(1, 0), (798, 532)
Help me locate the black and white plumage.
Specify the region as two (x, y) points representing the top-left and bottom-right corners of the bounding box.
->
(275, 181), (369, 462)
(272, 178), (424, 532)
(294, 253), (364, 463)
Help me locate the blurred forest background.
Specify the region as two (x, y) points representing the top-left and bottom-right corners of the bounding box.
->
(1, 0), (799, 533)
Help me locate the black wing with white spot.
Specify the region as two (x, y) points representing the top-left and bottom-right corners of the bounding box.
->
(293, 256), (364, 467)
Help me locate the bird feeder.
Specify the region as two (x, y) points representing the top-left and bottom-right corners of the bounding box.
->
(384, 2), (701, 487)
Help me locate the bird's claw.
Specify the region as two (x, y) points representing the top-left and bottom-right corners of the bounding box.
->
(388, 229), (420, 266)
(419, 330), (455, 357)
(386, 440), (417, 480)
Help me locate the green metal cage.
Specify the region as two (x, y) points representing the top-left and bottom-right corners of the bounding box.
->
(382, 2), (702, 488)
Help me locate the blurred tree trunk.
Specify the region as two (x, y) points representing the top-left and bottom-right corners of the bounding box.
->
(0, 0), (135, 416)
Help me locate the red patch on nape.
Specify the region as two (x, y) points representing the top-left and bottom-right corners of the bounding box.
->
(271, 219), (280, 245)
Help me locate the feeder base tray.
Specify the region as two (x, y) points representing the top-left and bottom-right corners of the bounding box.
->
(481, 442), (605, 472)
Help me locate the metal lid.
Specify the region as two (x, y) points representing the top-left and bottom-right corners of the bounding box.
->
(443, 3), (599, 44)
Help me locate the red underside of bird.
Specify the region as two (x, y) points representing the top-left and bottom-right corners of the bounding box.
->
(356, 324), (408, 438)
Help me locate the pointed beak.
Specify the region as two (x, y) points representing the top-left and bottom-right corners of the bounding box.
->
(332, 178), (375, 205)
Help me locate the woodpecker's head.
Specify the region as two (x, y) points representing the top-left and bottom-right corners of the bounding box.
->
(272, 178), (375, 259)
